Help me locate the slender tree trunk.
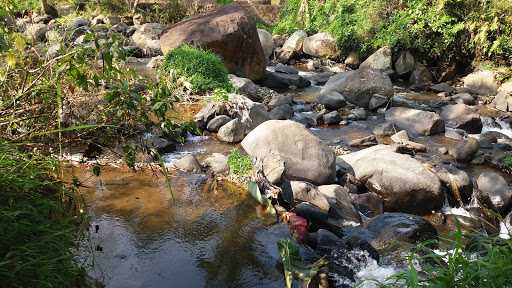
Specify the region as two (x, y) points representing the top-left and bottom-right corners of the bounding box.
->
(40, 0), (49, 14)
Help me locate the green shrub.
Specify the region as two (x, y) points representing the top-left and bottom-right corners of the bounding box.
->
(380, 229), (512, 287)
(274, 0), (512, 64)
(0, 141), (86, 287)
(227, 149), (253, 176)
(161, 45), (233, 94)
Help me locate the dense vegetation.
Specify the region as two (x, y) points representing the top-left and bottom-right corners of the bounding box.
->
(0, 141), (87, 287)
(274, 0), (512, 65)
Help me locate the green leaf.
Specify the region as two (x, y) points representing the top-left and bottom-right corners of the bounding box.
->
(277, 239), (328, 288)
(248, 181), (276, 215)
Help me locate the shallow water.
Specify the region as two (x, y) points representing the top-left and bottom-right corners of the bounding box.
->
(70, 167), (285, 288)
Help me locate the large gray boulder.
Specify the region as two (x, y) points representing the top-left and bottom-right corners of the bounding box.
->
(321, 68), (393, 108)
(302, 32), (339, 59)
(477, 172), (512, 214)
(241, 120), (336, 185)
(440, 104), (482, 134)
(385, 107), (445, 136)
(337, 145), (444, 215)
(360, 47), (392, 73)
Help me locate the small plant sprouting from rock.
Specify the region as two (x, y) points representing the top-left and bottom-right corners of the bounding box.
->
(209, 88), (230, 103)
(227, 149), (253, 176)
(160, 45), (233, 94)
(504, 155), (512, 170)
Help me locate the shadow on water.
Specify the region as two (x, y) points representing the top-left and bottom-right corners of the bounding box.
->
(68, 167), (285, 288)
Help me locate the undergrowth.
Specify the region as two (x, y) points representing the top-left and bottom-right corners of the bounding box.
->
(274, 0), (512, 65)
(160, 45), (233, 94)
(0, 141), (87, 288)
(379, 227), (512, 287)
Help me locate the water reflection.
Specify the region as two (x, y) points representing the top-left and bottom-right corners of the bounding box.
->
(69, 167), (285, 288)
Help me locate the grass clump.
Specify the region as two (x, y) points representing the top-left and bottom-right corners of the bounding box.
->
(0, 141), (87, 288)
(380, 228), (512, 287)
(503, 155), (512, 170)
(161, 45), (233, 94)
(227, 149), (253, 176)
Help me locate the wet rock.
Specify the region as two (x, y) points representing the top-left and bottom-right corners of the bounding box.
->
(161, 5), (266, 80)
(431, 82), (456, 94)
(463, 70), (498, 96)
(317, 91), (347, 110)
(144, 135), (176, 154)
(477, 172), (512, 214)
(303, 32), (339, 58)
(409, 63), (433, 87)
(300, 71), (334, 85)
(202, 153), (229, 174)
(434, 164), (473, 205)
(273, 63), (299, 74)
(480, 131), (511, 149)
(278, 30), (307, 62)
(368, 94), (389, 110)
(372, 122), (396, 137)
(451, 93), (476, 105)
(318, 185), (361, 226)
(321, 68), (393, 108)
(206, 115), (232, 132)
(132, 23), (165, 56)
(337, 145), (444, 215)
(269, 104), (293, 120)
(390, 130), (409, 143)
(349, 135), (378, 147)
(260, 70), (310, 89)
(294, 202), (329, 228)
(257, 28), (274, 59)
(360, 46), (392, 74)
(242, 120), (336, 185)
(323, 111), (342, 125)
(385, 107), (445, 136)
(351, 192), (383, 218)
(365, 212), (438, 250)
(174, 154), (201, 172)
(449, 138), (480, 163)
(440, 104), (482, 134)
(217, 118), (245, 143)
(394, 50), (415, 76)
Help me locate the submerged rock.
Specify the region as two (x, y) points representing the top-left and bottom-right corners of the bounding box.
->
(337, 145), (444, 215)
(365, 212), (438, 250)
(242, 120), (336, 185)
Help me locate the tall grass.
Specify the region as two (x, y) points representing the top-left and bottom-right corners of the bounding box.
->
(0, 141), (87, 288)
